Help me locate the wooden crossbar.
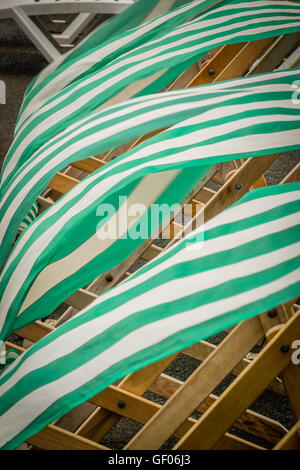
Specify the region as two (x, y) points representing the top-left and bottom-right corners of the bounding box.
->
(3, 30), (299, 451)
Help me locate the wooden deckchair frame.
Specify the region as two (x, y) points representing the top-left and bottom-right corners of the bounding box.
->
(3, 31), (300, 450)
(0, 0), (133, 62)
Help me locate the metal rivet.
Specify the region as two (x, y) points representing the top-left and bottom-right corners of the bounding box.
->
(209, 68), (215, 76)
(117, 400), (126, 409)
(234, 183), (242, 190)
(105, 274), (113, 282)
(280, 344), (290, 353)
(267, 309), (277, 318)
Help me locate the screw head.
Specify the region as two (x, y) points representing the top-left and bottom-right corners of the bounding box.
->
(117, 400), (126, 409)
(235, 183), (242, 190)
(209, 68), (215, 76)
(280, 344), (290, 353)
(267, 309), (277, 318)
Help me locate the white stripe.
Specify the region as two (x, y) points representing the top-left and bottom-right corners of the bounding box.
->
(1, 265), (299, 448)
(11, 69), (298, 153)
(0, 93), (295, 248)
(6, 66), (298, 185)
(0, 114), (298, 326)
(15, 0), (207, 133)
(1, 206), (299, 392)
(0, 88), (249, 215)
(1, 111), (297, 298)
(4, 13), (299, 184)
(18, 170), (180, 314)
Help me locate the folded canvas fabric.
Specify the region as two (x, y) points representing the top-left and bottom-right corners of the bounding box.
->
(21, 0), (215, 115)
(18, 203), (39, 232)
(0, 182), (299, 450)
(0, 68), (298, 274)
(1, 67), (299, 340)
(1, 1), (299, 268)
(0, 0), (299, 450)
(2, 0), (300, 195)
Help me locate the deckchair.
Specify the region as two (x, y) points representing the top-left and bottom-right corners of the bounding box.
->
(0, 0), (202, 63)
(3, 177), (300, 450)
(51, 32), (300, 327)
(0, 0), (134, 61)
(0, 0), (300, 450)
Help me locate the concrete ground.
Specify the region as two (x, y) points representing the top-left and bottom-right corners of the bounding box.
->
(1, 18), (299, 450)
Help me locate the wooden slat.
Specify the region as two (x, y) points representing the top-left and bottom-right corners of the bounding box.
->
(184, 340), (286, 396)
(88, 385), (263, 450)
(76, 354), (178, 441)
(280, 162), (300, 185)
(70, 157), (105, 174)
(48, 172), (78, 194)
(202, 154), (278, 222)
(193, 186), (216, 204)
(281, 363), (300, 420)
(53, 166), (216, 326)
(16, 320), (53, 343)
(274, 422), (300, 450)
(4, 340), (272, 449)
(214, 37), (274, 82)
(11, 33), (299, 452)
(149, 374), (287, 444)
(125, 317), (265, 449)
(248, 32), (300, 76)
(173, 310), (300, 450)
(187, 43), (246, 87)
(26, 424), (108, 450)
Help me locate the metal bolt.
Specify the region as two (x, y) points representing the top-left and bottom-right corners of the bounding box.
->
(280, 344), (290, 353)
(105, 274), (113, 283)
(235, 183), (242, 190)
(209, 68), (215, 76)
(267, 309), (277, 318)
(117, 400), (126, 409)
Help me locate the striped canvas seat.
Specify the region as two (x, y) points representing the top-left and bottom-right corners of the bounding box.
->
(0, 0), (299, 450)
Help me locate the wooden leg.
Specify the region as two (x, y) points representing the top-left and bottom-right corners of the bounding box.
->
(173, 311), (300, 450)
(125, 317), (265, 449)
(274, 422), (300, 450)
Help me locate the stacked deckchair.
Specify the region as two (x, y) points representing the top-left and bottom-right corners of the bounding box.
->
(0, 0), (299, 450)
(0, 0), (135, 62)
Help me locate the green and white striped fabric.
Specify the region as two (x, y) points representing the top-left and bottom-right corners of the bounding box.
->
(23, 0), (199, 102)
(0, 67), (299, 341)
(2, 0), (300, 196)
(22, 0), (209, 107)
(1, 67), (298, 270)
(18, 203), (38, 232)
(0, 182), (299, 450)
(0, 0), (299, 450)
(13, 0), (220, 146)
